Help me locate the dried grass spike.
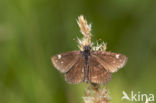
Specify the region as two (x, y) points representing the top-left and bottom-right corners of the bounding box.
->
(83, 85), (110, 103)
(77, 15), (92, 49)
(77, 15), (92, 37)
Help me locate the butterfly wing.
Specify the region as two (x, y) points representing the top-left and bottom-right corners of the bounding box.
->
(92, 51), (127, 73)
(89, 55), (112, 84)
(51, 51), (81, 73)
(65, 57), (85, 84)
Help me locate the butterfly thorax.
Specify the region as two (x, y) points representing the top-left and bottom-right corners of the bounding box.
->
(83, 46), (91, 62)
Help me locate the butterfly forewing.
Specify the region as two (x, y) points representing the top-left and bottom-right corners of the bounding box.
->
(92, 51), (127, 73)
(89, 55), (112, 84)
(65, 57), (85, 84)
(51, 51), (81, 73)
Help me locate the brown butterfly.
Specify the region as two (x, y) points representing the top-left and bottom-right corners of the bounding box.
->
(51, 45), (127, 84)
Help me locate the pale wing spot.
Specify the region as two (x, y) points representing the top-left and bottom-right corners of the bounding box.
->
(82, 68), (84, 73)
(92, 76), (97, 79)
(116, 54), (120, 59)
(118, 65), (121, 68)
(57, 55), (61, 59)
(61, 61), (64, 64)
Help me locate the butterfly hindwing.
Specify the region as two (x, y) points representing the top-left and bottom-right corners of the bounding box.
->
(92, 51), (127, 73)
(65, 57), (85, 84)
(89, 55), (112, 84)
(51, 51), (81, 73)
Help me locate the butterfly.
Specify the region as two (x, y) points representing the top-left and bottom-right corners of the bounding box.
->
(51, 45), (127, 84)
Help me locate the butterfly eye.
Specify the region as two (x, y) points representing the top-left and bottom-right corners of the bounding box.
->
(84, 46), (91, 52)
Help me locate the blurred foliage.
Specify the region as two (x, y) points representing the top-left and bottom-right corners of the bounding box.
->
(0, 0), (156, 103)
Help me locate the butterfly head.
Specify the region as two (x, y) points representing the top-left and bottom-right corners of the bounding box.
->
(84, 45), (91, 52)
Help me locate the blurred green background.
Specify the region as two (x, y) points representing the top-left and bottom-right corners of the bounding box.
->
(0, 0), (156, 103)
